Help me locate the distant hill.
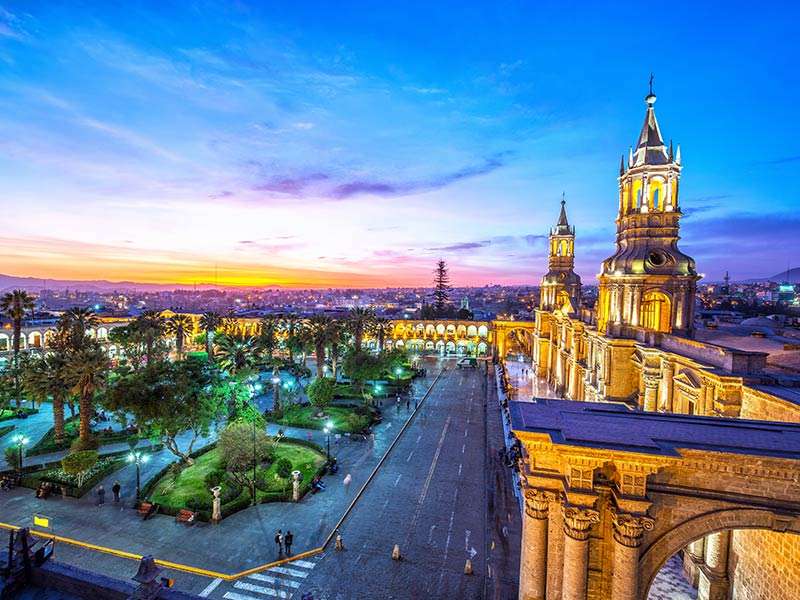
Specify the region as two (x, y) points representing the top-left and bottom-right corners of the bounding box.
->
(0, 273), (228, 293)
(743, 267), (800, 284)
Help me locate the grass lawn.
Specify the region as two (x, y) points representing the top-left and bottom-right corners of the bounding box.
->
(272, 404), (374, 433)
(148, 440), (326, 516)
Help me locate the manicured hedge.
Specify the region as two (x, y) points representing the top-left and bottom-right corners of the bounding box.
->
(28, 415), (139, 456)
(0, 407), (39, 422)
(0, 425), (14, 439)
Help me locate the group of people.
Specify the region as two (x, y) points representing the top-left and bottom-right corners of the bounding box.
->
(95, 481), (122, 505)
(274, 529), (295, 557)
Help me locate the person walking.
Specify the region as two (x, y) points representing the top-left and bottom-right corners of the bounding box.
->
(343, 473), (352, 494)
(405, 398), (410, 411)
(396, 396), (401, 415)
(285, 530), (294, 556)
(275, 529), (284, 556)
(96, 484), (105, 506)
(112, 481), (121, 503)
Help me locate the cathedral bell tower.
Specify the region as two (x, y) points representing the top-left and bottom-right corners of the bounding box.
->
(540, 196), (581, 314)
(597, 84), (699, 337)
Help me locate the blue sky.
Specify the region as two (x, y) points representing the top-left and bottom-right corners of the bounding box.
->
(0, 1), (797, 286)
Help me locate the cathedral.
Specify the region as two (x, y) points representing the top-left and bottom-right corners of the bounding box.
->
(523, 89), (800, 600)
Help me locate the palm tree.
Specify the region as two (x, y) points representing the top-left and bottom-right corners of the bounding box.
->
(22, 348), (70, 442)
(257, 316), (280, 360)
(215, 334), (260, 378)
(199, 311), (222, 361)
(1, 290), (35, 406)
(61, 307), (100, 349)
(279, 313), (304, 363)
(347, 307), (375, 352)
(327, 320), (348, 379)
(166, 314), (194, 360)
(132, 311), (166, 364)
(371, 317), (392, 354)
(66, 340), (108, 446)
(306, 315), (335, 379)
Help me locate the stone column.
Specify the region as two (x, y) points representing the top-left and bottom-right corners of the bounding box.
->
(546, 494), (565, 600)
(521, 490), (552, 600)
(643, 376), (658, 412)
(611, 513), (654, 600)
(561, 505), (599, 600)
(684, 538), (705, 587)
(660, 360), (674, 412)
(698, 531), (730, 600)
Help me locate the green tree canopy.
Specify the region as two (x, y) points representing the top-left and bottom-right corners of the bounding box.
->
(61, 450), (99, 488)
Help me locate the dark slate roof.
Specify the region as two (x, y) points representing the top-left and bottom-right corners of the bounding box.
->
(509, 399), (800, 460)
(632, 102), (670, 166)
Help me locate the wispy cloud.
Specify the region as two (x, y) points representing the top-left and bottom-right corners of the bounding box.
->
(330, 152), (510, 199)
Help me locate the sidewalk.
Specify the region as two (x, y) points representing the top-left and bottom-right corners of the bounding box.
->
(0, 367), (439, 595)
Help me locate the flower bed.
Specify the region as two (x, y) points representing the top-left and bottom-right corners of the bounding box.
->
(27, 416), (138, 456)
(19, 456), (126, 498)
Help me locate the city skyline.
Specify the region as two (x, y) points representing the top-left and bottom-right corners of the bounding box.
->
(1, 2), (798, 288)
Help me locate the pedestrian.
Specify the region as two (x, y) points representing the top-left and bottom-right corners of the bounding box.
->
(275, 529), (284, 556)
(96, 484), (105, 506)
(285, 530), (294, 556)
(343, 473), (352, 494)
(396, 396), (401, 415)
(405, 398), (410, 411)
(112, 481), (121, 503)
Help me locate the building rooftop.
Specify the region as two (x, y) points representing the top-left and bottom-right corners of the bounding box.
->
(509, 399), (800, 460)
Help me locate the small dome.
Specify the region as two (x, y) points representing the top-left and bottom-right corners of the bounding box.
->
(645, 93), (657, 106)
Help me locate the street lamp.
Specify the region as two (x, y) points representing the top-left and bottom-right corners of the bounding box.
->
(323, 421), (334, 463)
(271, 367), (281, 413)
(127, 450), (150, 505)
(12, 434), (28, 471)
(395, 367), (402, 377)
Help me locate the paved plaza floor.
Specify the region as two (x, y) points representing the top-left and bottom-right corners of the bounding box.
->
(1, 359), (522, 599)
(503, 358), (556, 402)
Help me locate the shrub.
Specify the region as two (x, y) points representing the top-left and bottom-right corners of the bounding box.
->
(61, 451), (99, 488)
(307, 377), (336, 413)
(204, 469), (225, 488)
(4, 446), (20, 470)
(70, 435), (99, 452)
(275, 457), (292, 480)
(220, 481), (242, 504)
(186, 496), (212, 512)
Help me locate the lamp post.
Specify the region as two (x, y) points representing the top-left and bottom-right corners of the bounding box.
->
(395, 367), (402, 378)
(127, 450), (150, 504)
(323, 421), (333, 463)
(12, 434), (29, 472)
(271, 367), (281, 413)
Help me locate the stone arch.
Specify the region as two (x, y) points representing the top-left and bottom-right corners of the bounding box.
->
(456, 324), (467, 337)
(28, 331), (42, 348)
(445, 340), (456, 354)
(467, 324), (478, 337)
(394, 339), (404, 348)
(436, 323), (445, 335)
(478, 325), (488, 338)
(0, 333), (9, 352)
(425, 324), (436, 337)
(435, 340), (445, 354)
(638, 508), (786, 600)
(446, 323), (456, 336)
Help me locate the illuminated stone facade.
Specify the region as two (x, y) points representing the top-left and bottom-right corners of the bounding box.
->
(526, 90), (800, 599)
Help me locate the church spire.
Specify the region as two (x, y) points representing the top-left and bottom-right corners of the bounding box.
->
(632, 75), (669, 166)
(557, 193), (569, 226)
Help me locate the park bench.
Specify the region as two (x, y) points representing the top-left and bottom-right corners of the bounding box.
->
(175, 509), (196, 525)
(138, 501), (158, 520)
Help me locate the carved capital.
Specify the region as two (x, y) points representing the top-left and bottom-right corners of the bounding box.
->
(561, 505), (600, 541)
(612, 512), (655, 548)
(524, 488), (556, 520)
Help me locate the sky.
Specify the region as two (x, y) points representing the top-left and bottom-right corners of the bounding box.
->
(0, 1), (798, 288)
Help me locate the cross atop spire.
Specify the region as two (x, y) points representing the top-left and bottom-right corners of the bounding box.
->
(553, 193), (573, 235)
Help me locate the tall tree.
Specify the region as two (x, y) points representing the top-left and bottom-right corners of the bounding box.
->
(61, 307), (99, 349)
(0, 290), (35, 406)
(257, 315), (280, 360)
(371, 317), (392, 354)
(199, 311), (222, 361)
(66, 340), (108, 447)
(132, 311), (166, 364)
(165, 314), (194, 360)
(347, 307), (375, 352)
(306, 315), (334, 379)
(22, 324), (72, 442)
(279, 313), (304, 363)
(433, 259), (452, 316)
(215, 334), (260, 378)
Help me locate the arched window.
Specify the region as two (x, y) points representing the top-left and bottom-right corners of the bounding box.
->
(653, 188), (660, 211)
(641, 290), (672, 333)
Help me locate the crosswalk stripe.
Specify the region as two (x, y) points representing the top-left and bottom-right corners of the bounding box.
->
(268, 566), (308, 578)
(223, 592), (264, 600)
(234, 581), (290, 598)
(247, 573), (301, 588)
(288, 559), (316, 569)
(199, 578), (223, 597)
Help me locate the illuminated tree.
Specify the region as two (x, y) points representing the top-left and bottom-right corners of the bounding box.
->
(433, 260), (451, 316)
(0, 289), (35, 406)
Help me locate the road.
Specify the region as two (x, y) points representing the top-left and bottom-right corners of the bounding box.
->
(208, 360), (521, 600)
